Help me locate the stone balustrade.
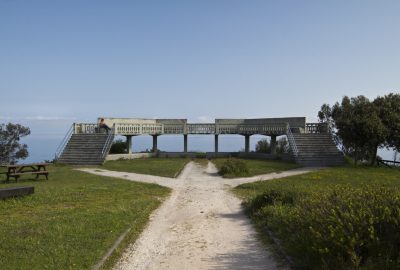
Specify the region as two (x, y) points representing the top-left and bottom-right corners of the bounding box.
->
(73, 117), (308, 136)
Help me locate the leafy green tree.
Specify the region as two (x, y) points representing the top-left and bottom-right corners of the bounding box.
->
(255, 139), (270, 153)
(374, 93), (400, 152)
(0, 123), (30, 164)
(319, 93), (400, 165)
(318, 103), (333, 123)
(109, 139), (127, 154)
(334, 96), (387, 165)
(255, 137), (288, 154)
(276, 137), (288, 154)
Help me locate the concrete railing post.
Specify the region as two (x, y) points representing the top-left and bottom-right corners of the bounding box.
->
(184, 134), (188, 153)
(215, 134), (219, 153)
(271, 135), (277, 155)
(152, 135), (158, 153)
(126, 135), (132, 154)
(245, 135), (251, 153)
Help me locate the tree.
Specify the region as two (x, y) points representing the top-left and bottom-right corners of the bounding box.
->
(255, 137), (288, 154)
(318, 93), (400, 165)
(374, 93), (400, 152)
(109, 139), (128, 154)
(318, 103), (333, 123)
(255, 139), (270, 153)
(276, 137), (289, 154)
(334, 96), (387, 165)
(0, 123), (30, 164)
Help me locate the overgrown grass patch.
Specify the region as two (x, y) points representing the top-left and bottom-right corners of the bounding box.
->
(218, 158), (249, 177)
(212, 158), (300, 178)
(0, 165), (170, 269)
(234, 167), (400, 270)
(191, 158), (209, 167)
(102, 157), (190, 178)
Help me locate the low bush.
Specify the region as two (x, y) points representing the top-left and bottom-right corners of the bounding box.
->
(195, 152), (207, 159)
(247, 185), (400, 269)
(213, 158), (300, 178)
(109, 139), (127, 154)
(246, 189), (297, 214)
(102, 158), (190, 178)
(219, 158), (249, 177)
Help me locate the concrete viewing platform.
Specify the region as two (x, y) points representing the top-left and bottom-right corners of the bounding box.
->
(76, 117), (307, 136)
(56, 117), (343, 167)
(73, 117), (309, 154)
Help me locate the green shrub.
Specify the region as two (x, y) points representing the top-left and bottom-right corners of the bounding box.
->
(219, 158), (249, 177)
(109, 139), (127, 154)
(246, 189), (297, 215)
(247, 185), (400, 269)
(255, 139), (270, 153)
(195, 152), (207, 159)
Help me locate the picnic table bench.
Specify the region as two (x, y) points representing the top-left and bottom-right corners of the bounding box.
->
(1, 163), (50, 183)
(0, 186), (34, 199)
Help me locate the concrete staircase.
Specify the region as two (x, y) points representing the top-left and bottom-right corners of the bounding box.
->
(57, 134), (113, 165)
(291, 133), (344, 166)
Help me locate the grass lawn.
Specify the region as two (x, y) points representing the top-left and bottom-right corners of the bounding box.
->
(0, 165), (170, 270)
(234, 166), (400, 198)
(191, 158), (209, 167)
(234, 166), (400, 269)
(212, 158), (301, 178)
(101, 157), (190, 177)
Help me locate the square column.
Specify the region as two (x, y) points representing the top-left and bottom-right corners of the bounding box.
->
(214, 134), (219, 153)
(271, 135), (277, 155)
(126, 135), (133, 154)
(244, 135), (251, 153)
(152, 135), (158, 153)
(184, 135), (188, 153)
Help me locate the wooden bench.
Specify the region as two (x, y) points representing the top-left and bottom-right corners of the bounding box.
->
(0, 186), (34, 199)
(1, 163), (50, 183)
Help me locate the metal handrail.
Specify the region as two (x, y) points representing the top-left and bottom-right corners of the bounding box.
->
(55, 124), (74, 160)
(327, 120), (343, 151)
(101, 124), (115, 158)
(286, 124), (299, 157)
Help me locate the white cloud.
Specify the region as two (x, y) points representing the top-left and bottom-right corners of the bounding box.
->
(1, 115), (78, 121)
(24, 116), (77, 121)
(0, 116), (14, 120)
(1, 116), (76, 121)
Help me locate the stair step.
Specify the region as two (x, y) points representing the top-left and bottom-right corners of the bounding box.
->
(288, 132), (344, 166)
(57, 132), (114, 165)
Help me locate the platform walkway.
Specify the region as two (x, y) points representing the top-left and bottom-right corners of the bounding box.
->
(56, 117), (344, 166)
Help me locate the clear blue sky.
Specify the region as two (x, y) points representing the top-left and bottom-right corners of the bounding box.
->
(1, 1), (399, 137)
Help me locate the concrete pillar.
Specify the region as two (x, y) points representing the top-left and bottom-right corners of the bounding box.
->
(271, 135), (277, 155)
(152, 135), (158, 153)
(244, 135), (251, 153)
(184, 134), (188, 153)
(214, 134), (219, 153)
(126, 135), (132, 154)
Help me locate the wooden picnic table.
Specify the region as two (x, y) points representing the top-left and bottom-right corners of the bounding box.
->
(1, 163), (50, 183)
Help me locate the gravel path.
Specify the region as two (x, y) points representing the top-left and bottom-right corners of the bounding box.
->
(80, 162), (315, 270)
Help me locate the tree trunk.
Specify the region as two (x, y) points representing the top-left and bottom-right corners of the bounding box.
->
(370, 144), (379, 166)
(354, 147), (358, 166)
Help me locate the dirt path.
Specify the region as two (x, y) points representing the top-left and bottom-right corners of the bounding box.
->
(81, 162), (315, 270)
